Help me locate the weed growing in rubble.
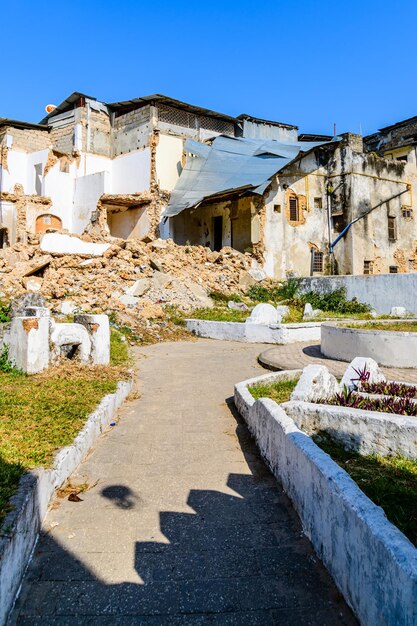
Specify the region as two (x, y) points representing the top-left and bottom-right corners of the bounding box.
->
(0, 345), (18, 374)
(0, 301), (10, 323)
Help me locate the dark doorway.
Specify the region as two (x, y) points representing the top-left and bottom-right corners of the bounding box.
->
(213, 215), (223, 251)
(0, 228), (8, 249)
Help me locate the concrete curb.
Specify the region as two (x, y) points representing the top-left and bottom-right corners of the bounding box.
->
(185, 319), (322, 344)
(0, 378), (133, 626)
(322, 322), (417, 367)
(234, 372), (417, 626)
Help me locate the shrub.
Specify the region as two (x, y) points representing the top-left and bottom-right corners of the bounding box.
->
(300, 287), (370, 314)
(0, 345), (16, 374)
(246, 278), (301, 303)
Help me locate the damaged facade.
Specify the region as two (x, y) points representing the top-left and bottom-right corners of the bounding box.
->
(1, 92), (417, 278)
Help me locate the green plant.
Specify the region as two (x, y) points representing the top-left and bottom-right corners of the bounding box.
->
(0, 345), (17, 374)
(208, 290), (242, 303)
(0, 301), (10, 324)
(300, 287), (371, 314)
(246, 278), (300, 304)
(249, 377), (299, 403)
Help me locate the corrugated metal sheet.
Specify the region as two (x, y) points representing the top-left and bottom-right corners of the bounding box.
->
(165, 135), (333, 217)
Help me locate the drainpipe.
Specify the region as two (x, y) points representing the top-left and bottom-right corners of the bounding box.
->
(84, 102), (91, 176)
(326, 180), (334, 272)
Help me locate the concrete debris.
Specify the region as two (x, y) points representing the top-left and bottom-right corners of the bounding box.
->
(22, 276), (43, 292)
(245, 303), (278, 325)
(303, 303), (322, 320)
(0, 236), (252, 343)
(290, 365), (340, 402)
(228, 301), (249, 312)
(276, 305), (290, 319)
(40, 233), (111, 257)
(390, 306), (408, 317)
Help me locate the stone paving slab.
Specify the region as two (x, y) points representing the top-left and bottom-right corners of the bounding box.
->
(259, 341), (417, 382)
(10, 339), (357, 625)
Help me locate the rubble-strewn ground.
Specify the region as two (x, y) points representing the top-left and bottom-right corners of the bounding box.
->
(0, 235), (256, 344)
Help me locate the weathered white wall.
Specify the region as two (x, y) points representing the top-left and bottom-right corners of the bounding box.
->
(234, 375), (417, 626)
(111, 149), (151, 194)
(299, 273), (417, 314)
(73, 171), (111, 234)
(155, 134), (184, 191)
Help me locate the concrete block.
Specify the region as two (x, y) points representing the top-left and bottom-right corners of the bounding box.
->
(290, 364), (339, 402)
(276, 305), (290, 319)
(49, 321), (91, 364)
(22, 277), (43, 292)
(245, 303), (279, 325)
(340, 357), (386, 390)
(390, 306), (408, 317)
(126, 278), (151, 297)
(75, 314), (110, 365)
(7, 316), (50, 374)
(40, 233), (111, 257)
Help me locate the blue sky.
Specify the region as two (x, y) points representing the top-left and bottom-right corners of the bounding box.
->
(2, 0), (417, 136)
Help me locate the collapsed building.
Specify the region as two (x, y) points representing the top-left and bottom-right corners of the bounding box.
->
(1, 92), (417, 278)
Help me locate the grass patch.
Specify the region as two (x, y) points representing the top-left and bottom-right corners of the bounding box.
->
(314, 433), (417, 547)
(186, 306), (249, 322)
(0, 349), (131, 525)
(249, 378), (298, 403)
(110, 329), (131, 365)
(344, 321), (417, 332)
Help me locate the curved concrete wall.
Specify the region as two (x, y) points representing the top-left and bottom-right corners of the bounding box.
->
(234, 372), (417, 626)
(321, 323), (417, 367)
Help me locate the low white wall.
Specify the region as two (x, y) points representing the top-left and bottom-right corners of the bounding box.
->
(0, 379), (132, 625)
(321, 323), (417, 367)
(234, 373), (417, 626)
(185, 319), (322, 344)
(299, 274), (417, 315)
(284, 401), (417, 459)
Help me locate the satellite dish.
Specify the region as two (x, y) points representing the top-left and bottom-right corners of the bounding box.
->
(45, 104), (57, 114)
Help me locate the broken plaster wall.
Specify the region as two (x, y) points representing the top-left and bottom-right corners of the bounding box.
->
(171, 196), (252, 252)
(260, 139), (417, 279)
(262, 149), (334, 279)
(348, 149), (417, 275)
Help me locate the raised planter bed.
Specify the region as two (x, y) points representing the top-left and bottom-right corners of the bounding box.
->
(185, 319), (322, 344)
(235, 370), (417, 626)
(321, 320), (417, 367)
(0, 379), (132, 626)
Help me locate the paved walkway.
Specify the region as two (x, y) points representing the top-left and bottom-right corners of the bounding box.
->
(11, 339), (356, 625)
(259, 341), (417, 383)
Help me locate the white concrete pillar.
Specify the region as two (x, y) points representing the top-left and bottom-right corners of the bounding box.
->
(7, 316), (50, 373)
(74, 314), (110, 365)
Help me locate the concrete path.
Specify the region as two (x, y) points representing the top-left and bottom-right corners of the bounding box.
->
(259, 341), (417, 383)
(11, 339), (357, 625)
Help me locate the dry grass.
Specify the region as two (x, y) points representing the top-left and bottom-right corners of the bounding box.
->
(0, 330), (132, 525)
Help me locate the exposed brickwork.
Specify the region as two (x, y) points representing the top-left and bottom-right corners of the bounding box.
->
(5, 127), (50, 153)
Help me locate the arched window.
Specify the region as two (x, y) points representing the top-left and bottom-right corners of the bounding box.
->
(35, 214), (62, 234)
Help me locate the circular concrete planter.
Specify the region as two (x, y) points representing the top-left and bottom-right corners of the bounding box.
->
(321, 321), (417, 367)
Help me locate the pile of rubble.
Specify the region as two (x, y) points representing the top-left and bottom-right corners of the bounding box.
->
(0, 234), (259, 343)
